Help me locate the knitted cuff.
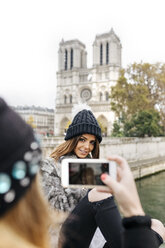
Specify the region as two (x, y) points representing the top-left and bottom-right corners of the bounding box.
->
(122, 215), (151, 229)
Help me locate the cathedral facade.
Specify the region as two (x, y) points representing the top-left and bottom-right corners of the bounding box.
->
(55, 28), (122, 136)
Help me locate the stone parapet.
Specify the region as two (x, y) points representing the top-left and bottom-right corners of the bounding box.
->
(100, 137), (165, 162)
(130, 157), (165, 179)
(41, 136), (165, 179)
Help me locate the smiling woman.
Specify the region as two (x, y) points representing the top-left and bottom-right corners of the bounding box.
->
(40, 105), (117, 247)
(40, 106), (102, 211)
(41, 105), (123, 247)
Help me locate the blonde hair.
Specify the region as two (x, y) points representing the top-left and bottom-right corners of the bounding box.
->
(50, 135), (100, 161)
(1, 175), (51, 248)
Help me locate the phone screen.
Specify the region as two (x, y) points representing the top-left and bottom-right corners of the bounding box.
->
(68, 162), (109, 186)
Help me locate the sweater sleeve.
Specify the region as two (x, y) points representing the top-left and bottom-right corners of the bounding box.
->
(40, 157), (87, 212)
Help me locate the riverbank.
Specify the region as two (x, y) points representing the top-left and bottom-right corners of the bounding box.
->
(130, 156), (165, 179)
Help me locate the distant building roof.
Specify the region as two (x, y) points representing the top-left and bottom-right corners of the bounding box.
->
(12, 105), (54, 113)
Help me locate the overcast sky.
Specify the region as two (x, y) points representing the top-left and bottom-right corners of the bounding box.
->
(0, 0), (165, 108)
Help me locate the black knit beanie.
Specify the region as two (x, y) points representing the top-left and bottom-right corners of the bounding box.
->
(65, 109), (102, 143)
(0, 98), (42, 217)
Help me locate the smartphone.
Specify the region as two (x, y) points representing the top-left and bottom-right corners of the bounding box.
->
(61, 158), (117, 188)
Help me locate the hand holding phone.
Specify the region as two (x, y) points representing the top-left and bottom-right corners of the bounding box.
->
(61, 158), (117, 188)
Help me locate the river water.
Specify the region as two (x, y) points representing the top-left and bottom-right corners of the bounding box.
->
(136, 170), (165, 247)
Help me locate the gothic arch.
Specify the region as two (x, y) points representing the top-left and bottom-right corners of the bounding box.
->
(99, 92), (103, 101)
(105, 91), (109, 101)
(60, 117), (70, 136)
(100, 43), (103, 65)
(106, 42), (109, 65)
(97, 115), (108, 136)
(70, 48), (73, 69)
(69, 95), (72, 103)
(64, 95), (67, 104)
(64, 49), (68, 70)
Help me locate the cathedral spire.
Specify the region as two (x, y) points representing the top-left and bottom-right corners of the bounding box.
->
(109, 27), (114, 34)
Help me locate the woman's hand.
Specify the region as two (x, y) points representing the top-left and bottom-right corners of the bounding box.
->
(98, 155), (145, 217)
(151, 218), (165, 241)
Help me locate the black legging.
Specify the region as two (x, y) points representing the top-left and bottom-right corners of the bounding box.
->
(60, 194), (123, 248)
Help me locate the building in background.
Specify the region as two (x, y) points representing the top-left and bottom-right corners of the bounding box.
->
(55, 28), (122, 136)
(13, 106), (54, 136)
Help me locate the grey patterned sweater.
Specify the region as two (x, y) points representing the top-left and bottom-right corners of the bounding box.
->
(40, 154), (87, 212)
(41, 154), (106, 248)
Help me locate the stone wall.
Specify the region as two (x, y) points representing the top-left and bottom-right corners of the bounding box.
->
(41, 136), (165, 160)
(41, 136), (165, 179)
(100, 137), (165, 161)
(131, 158), (165, 179)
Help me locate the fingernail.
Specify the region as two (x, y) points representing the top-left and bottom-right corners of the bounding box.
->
(101, 173), (107, 180)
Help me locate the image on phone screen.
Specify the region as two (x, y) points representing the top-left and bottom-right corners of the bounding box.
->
(68, 162), (109, 185)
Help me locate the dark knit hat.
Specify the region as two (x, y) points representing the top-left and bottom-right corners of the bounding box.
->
(0, 98), (42, 217)
(65, 109), (102, 143)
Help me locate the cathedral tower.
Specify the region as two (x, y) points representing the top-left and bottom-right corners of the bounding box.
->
(58, 39), (87, 71)
(55, 29), (122, 137)
(93, 28), (121, 67)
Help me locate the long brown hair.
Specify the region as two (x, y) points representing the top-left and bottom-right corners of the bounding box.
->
(1, 175), (51, 248)
(50, 135), (100, 161)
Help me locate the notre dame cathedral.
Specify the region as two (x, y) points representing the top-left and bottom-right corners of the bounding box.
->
(55, 28), (122, 136)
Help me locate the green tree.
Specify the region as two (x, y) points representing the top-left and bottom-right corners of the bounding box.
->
(111, 63), (165, 115)
(110, 62), (165, 135)
(111, 121), (124, 137)
(123, 110), (163, 137)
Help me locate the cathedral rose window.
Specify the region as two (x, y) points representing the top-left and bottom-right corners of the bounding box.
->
(81, 88), (92, 101)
